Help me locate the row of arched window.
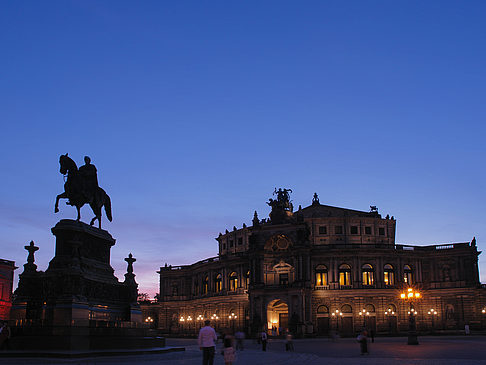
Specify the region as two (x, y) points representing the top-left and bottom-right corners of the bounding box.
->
(317, 303), (398, 315)
(193, 271), (250, 295)
(315, 264), (413, 287)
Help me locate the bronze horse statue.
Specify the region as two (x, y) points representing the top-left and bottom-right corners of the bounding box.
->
(54, 154), (112, 228)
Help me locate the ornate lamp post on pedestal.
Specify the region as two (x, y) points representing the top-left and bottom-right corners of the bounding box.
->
(400, 287), (421, 345)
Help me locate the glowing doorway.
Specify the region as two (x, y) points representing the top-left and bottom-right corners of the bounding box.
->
(267, 299), (289, 333)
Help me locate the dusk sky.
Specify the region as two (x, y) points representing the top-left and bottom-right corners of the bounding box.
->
(1, 1), (485, 298)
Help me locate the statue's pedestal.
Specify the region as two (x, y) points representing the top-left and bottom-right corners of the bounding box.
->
(10, 220), (163, 350)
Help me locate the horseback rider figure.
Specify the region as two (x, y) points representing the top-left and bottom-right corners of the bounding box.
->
(78, 156), (98, 204)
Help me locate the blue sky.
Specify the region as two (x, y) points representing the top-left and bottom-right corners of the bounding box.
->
(1, 1), (485, 297)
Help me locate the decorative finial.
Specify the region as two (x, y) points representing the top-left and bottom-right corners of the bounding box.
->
(124, 253), (137, 286)
(252, 211), (259, 226)
(312, 192), (320, 205)
(23, 240), (39, 273)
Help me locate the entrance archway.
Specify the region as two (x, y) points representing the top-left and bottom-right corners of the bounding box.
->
(267, 299), (288, 334)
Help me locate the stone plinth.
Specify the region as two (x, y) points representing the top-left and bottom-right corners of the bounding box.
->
(10, 220), (157, 351)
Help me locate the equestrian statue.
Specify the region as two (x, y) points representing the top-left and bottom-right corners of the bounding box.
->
(54, 154), (112, 228)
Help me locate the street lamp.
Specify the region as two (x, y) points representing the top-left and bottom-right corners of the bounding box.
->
(427, 309), (438, 332)
(211, 313), (219, 330)
(229, 312), (237, 332)
(179, 315), (185, 334)
(400, 287), (421, 345)
(359, 309), (370, 329)
(196, 314), (204, 332)
(331, 309), (343, 333)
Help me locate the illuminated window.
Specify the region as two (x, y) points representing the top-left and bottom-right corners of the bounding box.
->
(246, 271), (250, 288)
(339, 264), (351, 286)
(384, 264), (394, 286)
(203, 276), (209, 294)
(404, 265), (413, 284)
(362, 264), (374, 286)
(215, 274), (222, 292)
(315, 265), (328, 286)
(229, 272), (238, 291)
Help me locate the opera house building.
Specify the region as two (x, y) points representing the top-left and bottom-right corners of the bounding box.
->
(142, 190), (486, 336)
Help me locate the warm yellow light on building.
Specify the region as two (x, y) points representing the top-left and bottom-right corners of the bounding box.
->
(400, 293), (406, 299)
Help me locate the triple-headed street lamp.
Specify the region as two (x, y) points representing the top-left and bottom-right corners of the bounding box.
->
(228, 312), (237, 332)
(331, 309), (343, 333)
(427, 308), (438, 332)
(359, 308), (370, 328)
(400, 287), (421, 345)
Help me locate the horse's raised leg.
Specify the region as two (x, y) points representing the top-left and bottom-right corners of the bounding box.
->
(55, 192), (67, 213)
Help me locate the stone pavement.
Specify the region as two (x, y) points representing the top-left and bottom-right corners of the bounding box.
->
(1, 336), (486, 364)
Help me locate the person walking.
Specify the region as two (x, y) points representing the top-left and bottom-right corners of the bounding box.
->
(223, 334), (236, 365)
(198, 320), (217, 365)
(357, 330), (369, 355)
(260, 330), (268, 351)
(285, 330), (294, 351)
(0, 321), (11, 350)
(235, 330), (245, 351)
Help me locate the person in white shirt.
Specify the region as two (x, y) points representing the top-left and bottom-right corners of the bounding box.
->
(198, 320), (217, 365)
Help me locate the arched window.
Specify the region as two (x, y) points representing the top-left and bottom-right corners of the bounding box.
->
(315, 265), (328, 286)
(385, 304), (396, 315)
(317, 305), (329, 314)
(246, 270), (250, 288)
(339, 264), (352, 286)
(404, 265), (413, 284)
(215, 274), (222, 292)
(384, 264), (394, 286)
(365, 304), (375, 313)
(229, 272), (238, 291)
(362, 264), (374, 286)
(203, 276), (209, 294)
(341, 304), (353, 313)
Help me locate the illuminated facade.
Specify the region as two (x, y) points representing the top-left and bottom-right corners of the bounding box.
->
(0, 259), (16, 320)
(143, 192), (486, 336)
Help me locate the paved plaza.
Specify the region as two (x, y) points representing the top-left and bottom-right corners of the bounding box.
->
(1, 336), (486, 364)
